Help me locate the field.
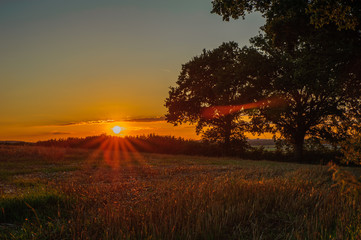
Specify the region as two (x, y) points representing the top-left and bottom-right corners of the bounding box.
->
(0, 145), (360, 240)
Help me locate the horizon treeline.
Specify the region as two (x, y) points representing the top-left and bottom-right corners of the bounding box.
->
(32, 134), (341, 164)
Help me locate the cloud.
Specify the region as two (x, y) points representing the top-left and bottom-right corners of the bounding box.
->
(125, 117), (166, 122)
(51, 131), (71, 135)
(127, 127), (153, 131)
(43, 117), (166, 127)
(57, 119), (115, 126)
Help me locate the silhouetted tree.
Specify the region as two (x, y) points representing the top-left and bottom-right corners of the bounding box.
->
(165, 42), (262, 152)
(211, 0), (361, 29)
(249, 34), (360, 161)
(307, 0), (361, 30)
(211, 0), (361, 161)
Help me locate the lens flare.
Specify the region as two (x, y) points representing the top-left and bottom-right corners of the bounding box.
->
(201, 96), (286, 119)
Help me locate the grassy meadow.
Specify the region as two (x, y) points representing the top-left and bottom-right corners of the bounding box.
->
(0, 145), (360, 240)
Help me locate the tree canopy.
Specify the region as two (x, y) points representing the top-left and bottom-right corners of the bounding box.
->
(210, 0), (361, 160)
(165, 1), (361, 161)
(165, 42), (265, 151)
(211, 0), (361, 30)
(249, 33), (360, 160)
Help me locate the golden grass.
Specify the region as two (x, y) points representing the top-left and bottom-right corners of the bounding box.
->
(0, 145), (360, 239)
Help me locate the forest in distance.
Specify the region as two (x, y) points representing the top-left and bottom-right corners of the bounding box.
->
(13, 134), (340, 164)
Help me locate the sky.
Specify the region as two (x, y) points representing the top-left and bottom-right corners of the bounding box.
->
(0, 0), (265, 142)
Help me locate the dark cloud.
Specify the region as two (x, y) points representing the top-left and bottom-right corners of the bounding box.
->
(51, 132), (71, 135)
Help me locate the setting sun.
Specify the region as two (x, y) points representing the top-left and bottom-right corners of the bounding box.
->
(112, 126), (122, 134)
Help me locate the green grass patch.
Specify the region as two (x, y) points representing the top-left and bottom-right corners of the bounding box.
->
(0, 190), (67, 224)
(0, 189), (72, 240)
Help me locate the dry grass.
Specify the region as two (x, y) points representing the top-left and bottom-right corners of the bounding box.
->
(0, 145), (360, 239)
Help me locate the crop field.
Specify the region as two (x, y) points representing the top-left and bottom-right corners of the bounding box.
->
(0, 145), (360, 240)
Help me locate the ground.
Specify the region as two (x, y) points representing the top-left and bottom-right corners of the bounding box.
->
(0, 145), (360, 239)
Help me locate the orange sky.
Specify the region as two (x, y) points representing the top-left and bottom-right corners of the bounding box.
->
(0, 0), (265, 142)
(0, 119), (273, 142)
(0, 119), (200, 142)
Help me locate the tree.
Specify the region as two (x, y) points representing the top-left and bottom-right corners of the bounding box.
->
(211, 0), (361, 78)
(211, 0), (361, 161)
(165, 42), (263, 152)
(307, 0), (361, 31)
(341, 132), (361, 165)
(211, 0), (361, 30)
(249, 33), (359, 161)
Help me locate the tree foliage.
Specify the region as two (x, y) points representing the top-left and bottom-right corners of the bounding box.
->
(307, 0), (361, 30)
(211, 0), (361, 30)
(250, 33), (360, 160)
(211, 0), (361, 161)
(165, 42), (263, 151)
(341, 133), (361, 165)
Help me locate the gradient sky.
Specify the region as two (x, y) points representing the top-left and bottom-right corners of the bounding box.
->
(0, 0), (265, 141)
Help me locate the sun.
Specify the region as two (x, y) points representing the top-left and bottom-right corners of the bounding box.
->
(112, 126), (122, 134)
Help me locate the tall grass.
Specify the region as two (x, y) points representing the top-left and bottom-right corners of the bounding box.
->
(0, 145), (360, 239)
(54, 166), (360, 240)
(0, 188), (71, 240)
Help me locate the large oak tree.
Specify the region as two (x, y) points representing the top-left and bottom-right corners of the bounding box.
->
(165, 42), (265, 152)
(211, 0), (361, 161)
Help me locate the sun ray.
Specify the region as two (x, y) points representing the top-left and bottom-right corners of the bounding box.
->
(84, 137), (112, 169)
(123, 138), (148, 167)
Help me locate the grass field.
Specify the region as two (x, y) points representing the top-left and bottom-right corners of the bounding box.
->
(0, 145), (360, 239)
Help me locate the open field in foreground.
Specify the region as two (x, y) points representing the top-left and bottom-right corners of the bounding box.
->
(0, 145), (360, 240)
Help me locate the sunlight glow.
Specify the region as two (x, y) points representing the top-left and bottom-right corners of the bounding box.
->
(112, 126), (122, 134)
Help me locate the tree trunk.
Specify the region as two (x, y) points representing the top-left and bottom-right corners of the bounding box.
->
(223, 118), (232, 154)
(294, 134), (305, 162)
(224, 128), (231, 153)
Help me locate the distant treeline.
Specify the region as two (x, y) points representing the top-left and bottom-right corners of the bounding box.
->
(34, 134), (342, 164)
(36, 134), (224, 157)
